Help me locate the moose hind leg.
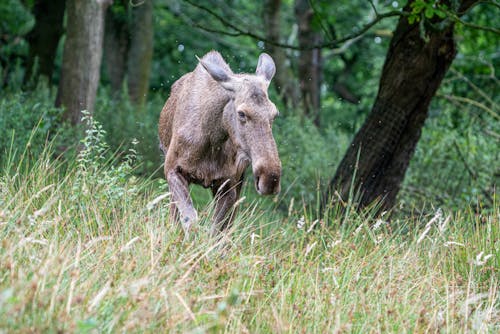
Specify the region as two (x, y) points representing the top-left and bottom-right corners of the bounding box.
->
(166, 168), (198, 231)
(211, 180), (242, 234)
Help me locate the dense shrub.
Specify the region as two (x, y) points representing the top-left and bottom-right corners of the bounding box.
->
(93, 89), (164, 175)
(0, 87), (65, 163)
(273, 115), (348, 205)
(401, 102), (498, 212)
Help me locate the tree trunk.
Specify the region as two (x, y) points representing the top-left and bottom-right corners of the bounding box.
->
(126, 0), (153, 106)
(23, 0), (66, 87)
(324, 1), (477, 214)
(56, 0), (112, 124)
(263, 0), (300, 109)
(103, 0), (129, 95)
(295, 0), (323, 126)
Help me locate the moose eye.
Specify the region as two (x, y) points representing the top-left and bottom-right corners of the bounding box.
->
(237, 111), (247, 122)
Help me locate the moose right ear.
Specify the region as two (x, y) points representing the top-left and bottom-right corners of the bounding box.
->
(256, 53), (276, 82)
(197, 55), (235, 91)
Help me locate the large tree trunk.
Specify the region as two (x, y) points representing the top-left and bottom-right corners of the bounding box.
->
(56, 0), (112, 124)
(103, 0), (129, 95)
(263, 0), (299, 109)
(126, 0), (154, 106)
(23, 0), (66, 87)
(324, 1), (478, 214)
(295, 0), (323, 126)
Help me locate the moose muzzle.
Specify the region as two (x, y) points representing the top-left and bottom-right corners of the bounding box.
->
(253, 163), (281, 195)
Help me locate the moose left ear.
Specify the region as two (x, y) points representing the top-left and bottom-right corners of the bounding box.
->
(197, 54), (236, 91)
(256, 53), (276, 82)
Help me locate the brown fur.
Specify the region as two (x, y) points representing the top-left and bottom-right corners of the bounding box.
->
(158, 51), (281, 233)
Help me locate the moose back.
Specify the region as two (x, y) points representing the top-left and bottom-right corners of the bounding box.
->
(158, 51), (281, 233)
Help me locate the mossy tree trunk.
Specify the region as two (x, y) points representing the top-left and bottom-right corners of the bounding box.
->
(56, 0), (112, 125)
(127, 0), (154, 106)
(103, 0), (129, 95)
(324, 0), (479, 214)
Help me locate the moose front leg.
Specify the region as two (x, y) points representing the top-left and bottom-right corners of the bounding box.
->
(165, 167), (198, 232)
(210, 179), (243, 235)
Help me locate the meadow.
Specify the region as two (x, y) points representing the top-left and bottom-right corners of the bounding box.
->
(0, 112), (498, 333)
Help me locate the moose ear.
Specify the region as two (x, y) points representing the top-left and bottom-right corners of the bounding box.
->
(197, 55), (235, 91)
(256, 53), (276, 82)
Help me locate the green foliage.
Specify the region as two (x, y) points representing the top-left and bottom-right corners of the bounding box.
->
(402, 111), (499, 212)
(408, 0), (448, 24)
(273, 115), (348, 204)
(93, 88), (164, 175)
(0, 0), (33, 36)
(73, 111), (140, 207)
(401, 51), (499, 213)
(0, 0), (33, 87)
(0, 87), (65, 164)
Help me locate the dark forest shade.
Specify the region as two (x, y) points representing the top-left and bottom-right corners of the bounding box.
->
(295, 0), (323, 127)
(103, 0), (154, 106)
(263, 0), (300, 109)
(23, 0), (66, 87)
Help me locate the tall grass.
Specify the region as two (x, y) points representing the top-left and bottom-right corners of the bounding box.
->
(0, 116), (498, 333)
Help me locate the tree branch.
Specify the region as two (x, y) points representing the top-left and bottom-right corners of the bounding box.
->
(450, 13), (500, 35)
(182, 0), (405, 50)
(437, 93), (500, 120)
(368, 0), (379, 16)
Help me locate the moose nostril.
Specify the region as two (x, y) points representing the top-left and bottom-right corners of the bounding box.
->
(255, 175), (260, 191)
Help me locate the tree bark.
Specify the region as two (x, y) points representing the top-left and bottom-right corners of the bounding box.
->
(56, 0), (112, 124)
(126, 0), (154, 106)
(295, 0), (323, 126)
(23, 0), (66, 87)
(103, 0), (129, 95)
(263, 0), (300, 109)
(324, 1), (477, 214)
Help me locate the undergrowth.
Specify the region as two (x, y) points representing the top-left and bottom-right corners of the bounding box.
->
(0, 114), (498, 333)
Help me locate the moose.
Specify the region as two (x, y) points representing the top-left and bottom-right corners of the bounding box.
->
(158, 51), (282, 234)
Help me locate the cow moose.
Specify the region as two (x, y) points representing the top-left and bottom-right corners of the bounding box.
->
(158, 51), (282, 234)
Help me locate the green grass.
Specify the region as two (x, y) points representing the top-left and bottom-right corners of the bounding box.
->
(0, 127), (498, 333)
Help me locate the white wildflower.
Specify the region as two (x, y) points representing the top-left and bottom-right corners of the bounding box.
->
(297, 216), (305, 229)
(372, 219), (387, 230)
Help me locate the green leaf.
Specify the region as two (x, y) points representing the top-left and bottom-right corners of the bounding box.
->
(425, 7), (435, 19)
(411, 0), (426, 13)
(435, 9), (447, 19)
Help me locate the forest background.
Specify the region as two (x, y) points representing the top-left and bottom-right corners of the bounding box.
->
(1, 0), (498, 213)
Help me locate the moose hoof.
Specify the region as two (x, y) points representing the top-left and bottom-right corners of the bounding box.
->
(180, 211), (198, 233)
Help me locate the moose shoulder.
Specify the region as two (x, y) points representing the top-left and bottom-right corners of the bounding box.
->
(158, 51), (281, 234)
